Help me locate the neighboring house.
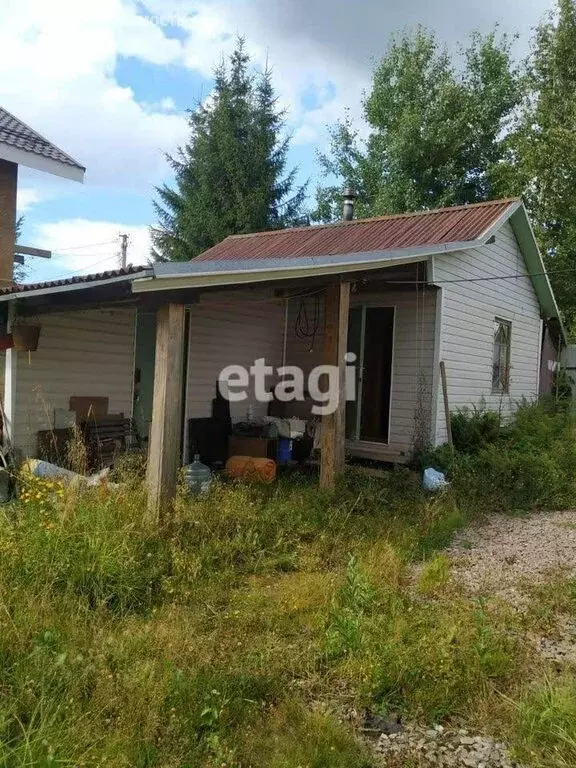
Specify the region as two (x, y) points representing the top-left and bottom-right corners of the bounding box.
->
(0, 197), (562, 512)
(0, 106), (85, 405)
(0, 106), (85, 276)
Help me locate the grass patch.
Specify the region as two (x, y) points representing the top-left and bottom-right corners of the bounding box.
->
(0, 402), (575, 765)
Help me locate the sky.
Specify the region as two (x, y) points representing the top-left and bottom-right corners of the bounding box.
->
(0, 0), (555, 283)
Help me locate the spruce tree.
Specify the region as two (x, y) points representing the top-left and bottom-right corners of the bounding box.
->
(153, 39), (306, 261)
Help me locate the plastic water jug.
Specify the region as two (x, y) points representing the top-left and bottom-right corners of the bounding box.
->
(184, 455), (212, 496)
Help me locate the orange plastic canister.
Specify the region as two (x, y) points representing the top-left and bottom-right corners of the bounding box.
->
(225, 455), (277, 484)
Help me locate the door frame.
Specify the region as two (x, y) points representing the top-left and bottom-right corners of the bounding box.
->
(347, 303), (396, 445)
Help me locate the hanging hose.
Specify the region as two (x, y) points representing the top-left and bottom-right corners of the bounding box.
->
(294, 294), (320, 351)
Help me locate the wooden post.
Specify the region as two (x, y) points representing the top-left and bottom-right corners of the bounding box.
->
(439, 360), (453, 445)
(146, 302), (186, 519)
(320, 282), (350, 489)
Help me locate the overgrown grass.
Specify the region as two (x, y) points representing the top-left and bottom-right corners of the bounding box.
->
(0, 402), (575, 765)
(422, 400), (576, 513)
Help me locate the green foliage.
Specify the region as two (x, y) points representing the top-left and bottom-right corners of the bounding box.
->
(363, 590), (518, 722)
(417, 553), (451, 596)
(0, 487), (171, 615)
(506, 0), (576, 328)
(2, 409), (576, 764)
(451, 405), (501, 454)
(314, 27), (521, 221)
(325, 555), (376, 660)
(13, 215), (27, 284)
(452, 402), (576, 512)
(514, 677), (576, 766)
(314, 2), (576, 329)
(153, 38), (307, 261)
(418, 401), (576, 513)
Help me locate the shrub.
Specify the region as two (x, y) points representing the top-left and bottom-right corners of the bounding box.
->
(418, 401), (576, 513)
(325, 555), (376, 660)
(451, 402), (576, 512)
(451, 405), (501, 454)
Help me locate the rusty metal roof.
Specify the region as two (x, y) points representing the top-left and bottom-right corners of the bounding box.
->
(195, 199), (520, 262)
(0, 265), (149, 296)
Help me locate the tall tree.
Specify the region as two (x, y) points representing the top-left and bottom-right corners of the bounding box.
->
(153, 39), (306, 261)
(13, 216), (26, 284)
(314, 28), (521, 222)
(509, 0), (576, 327)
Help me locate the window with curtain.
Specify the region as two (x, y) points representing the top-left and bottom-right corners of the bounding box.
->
(492, 318), (511, 393)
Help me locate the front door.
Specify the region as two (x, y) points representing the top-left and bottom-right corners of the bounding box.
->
(346, 306), (395, 443)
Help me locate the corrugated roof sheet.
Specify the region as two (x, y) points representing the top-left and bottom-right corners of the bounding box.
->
(0, 265), (149, 296)
(0, 106), (85, 171)
(195, 198), (520, 262)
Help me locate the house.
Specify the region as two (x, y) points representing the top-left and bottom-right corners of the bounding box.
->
(0, 106), (85, 272)
(0, 105), (85, 435)
(0, 196), (562, 514)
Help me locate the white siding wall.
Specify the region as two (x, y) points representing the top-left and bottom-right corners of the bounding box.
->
(285, 294), (325, 377)
(13, 308), (136, 457)
(186, 290), (285, 423)
(285, 287), (437, 463)
(433, 221), (541, 445)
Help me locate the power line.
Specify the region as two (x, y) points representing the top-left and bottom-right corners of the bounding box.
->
(49, 251), (118, 261)
(381, 267), (575, 286)
(21, 257), (576, 291)
(27, 256), (122, 282)
(53, 239), (117, 252)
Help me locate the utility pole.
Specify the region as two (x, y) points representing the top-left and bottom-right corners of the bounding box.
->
(119, 233), (128, 269)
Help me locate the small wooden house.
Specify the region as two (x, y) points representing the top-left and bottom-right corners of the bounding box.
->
(0, 197), (562, 512)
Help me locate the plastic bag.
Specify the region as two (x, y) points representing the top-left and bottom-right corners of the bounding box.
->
(422, 467), (449, 492)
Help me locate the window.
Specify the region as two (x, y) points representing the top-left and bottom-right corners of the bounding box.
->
(492, 319), (511, 393)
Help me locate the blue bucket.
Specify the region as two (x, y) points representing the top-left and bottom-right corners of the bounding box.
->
(277, 437), (292, 465)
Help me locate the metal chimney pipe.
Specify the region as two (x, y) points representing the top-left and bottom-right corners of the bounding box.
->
(342, 186), (357, 221)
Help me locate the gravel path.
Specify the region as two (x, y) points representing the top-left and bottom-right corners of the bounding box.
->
(375, 725), (523, 767)
(445, 509), (576, 603)
(367, 510), (576, 767)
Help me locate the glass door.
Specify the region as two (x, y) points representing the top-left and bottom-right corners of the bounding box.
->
(346, 306), (394, 443)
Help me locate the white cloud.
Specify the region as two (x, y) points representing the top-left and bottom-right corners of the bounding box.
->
(17, 187), (47, 215)
(144, 0), (553, 149)
(25, 219), (152, 282)
(1, 0), (554, 223)
(0, 0), (188, 191)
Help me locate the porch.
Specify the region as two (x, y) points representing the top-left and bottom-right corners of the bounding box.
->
(2, 260), (439, 512)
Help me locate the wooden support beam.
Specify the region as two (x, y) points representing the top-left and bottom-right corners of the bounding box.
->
(14, 245), (51, 259)
(0, 160), (17, 286)
(320, 282), (350, 489)
(146, 302), (186, 519)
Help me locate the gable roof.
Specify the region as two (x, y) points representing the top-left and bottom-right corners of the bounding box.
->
(0, 107), (85, 182)
(196, 198), (520, 262)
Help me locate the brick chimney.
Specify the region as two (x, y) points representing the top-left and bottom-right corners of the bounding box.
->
(0, 159), (16, 286)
